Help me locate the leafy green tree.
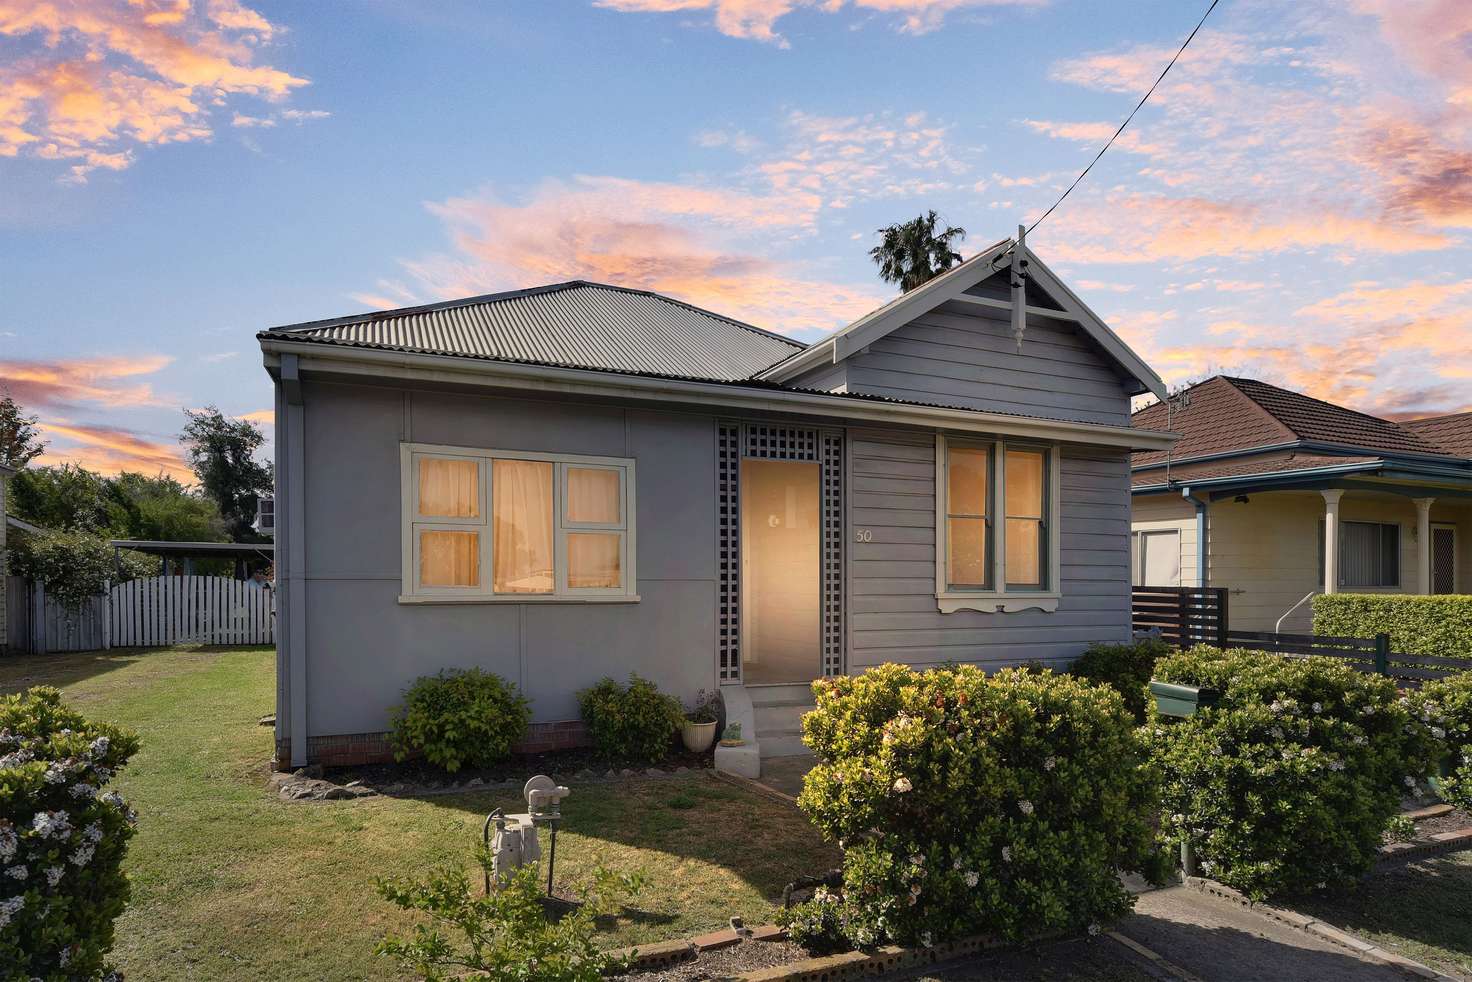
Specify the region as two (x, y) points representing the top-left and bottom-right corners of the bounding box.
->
(9, 464), (120, 533)
(869, 211), (967, 292)
(180, 406), (273, 542)
(0, 393), (46, 468)
(108, 472), (226, 542)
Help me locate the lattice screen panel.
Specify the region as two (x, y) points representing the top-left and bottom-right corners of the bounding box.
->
(821, 431), (845, 677)
(744, 425), (818, 461)
(717, 423), (742, 681)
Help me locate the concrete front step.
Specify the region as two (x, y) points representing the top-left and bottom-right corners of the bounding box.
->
(754, 701), (813, 736)
(747, 682), (816, 706)
(759, 731), (811, 758)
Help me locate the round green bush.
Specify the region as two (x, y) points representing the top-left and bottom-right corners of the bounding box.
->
(1, 686), (141, 980)
(1416, 671), (1472, 810)
(1070, 637), (1170, 723)
(390, 668), (531, 772)
(576, 675), (683, 762)
(783, 663), (1166, 951)
(1150, 646), (1440, 900)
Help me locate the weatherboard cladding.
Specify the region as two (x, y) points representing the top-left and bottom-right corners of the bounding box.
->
(271, 282), (803, 383)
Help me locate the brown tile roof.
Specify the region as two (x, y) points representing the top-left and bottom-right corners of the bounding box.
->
(1404, 412), (1472, 457)
(1132, 451), (1381, 488)
(1133, 376), (1450, 466)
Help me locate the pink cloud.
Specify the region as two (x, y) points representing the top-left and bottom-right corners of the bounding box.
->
(37, 420), (192, 480)
(0, 355), (174, 410)
(0, 0), (309, 180)
(395, 177), (884, 336)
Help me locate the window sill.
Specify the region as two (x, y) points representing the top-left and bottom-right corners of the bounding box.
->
(398, 594), (641, 605)
(937, 592), (1060, 614)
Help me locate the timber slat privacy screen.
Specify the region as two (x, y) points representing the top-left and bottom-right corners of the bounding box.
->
(1131, 585), (1228, 647)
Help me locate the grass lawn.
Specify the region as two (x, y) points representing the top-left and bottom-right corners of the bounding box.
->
(0, 646), (838, 981)
(1295, 852), (1472, 980)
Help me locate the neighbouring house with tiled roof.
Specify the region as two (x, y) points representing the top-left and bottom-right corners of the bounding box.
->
(257, 236), (1177, 776)
(1131, 376), (1472, 632)
(0, 461), (10, 653)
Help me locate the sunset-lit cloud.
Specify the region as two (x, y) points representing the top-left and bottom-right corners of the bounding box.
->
(595, 0), (1044, 45)
(37, 420), (192, 480)
(384, 176), (884, 335)
(0, 0), (310, 180)
(0, 355), (174, 410)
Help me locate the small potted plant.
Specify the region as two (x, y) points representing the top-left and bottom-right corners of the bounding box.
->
(682, 689), (720, 752)
(718, 721), (744, 747)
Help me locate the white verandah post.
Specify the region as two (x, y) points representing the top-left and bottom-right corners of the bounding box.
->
(1321, 490), (1344, 595)
(1414, 498), (1435, 595)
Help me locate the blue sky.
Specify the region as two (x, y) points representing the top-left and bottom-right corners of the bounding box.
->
(2, 0), (1469, 477)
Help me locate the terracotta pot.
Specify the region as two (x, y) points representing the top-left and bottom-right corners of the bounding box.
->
(681, 719), (718, 753)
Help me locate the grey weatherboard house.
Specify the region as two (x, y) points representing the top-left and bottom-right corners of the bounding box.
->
(258, 237), (1173, 775)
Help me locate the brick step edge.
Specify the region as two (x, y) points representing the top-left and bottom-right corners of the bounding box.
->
(1185, 876), (1456, 981)
(1378, 826), (1472, 867)
(605, 925), (789, 974)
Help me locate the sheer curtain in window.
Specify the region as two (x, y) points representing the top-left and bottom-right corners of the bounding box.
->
(1005, 449), (1046, 588)
(946, 446), (990, 589)
(419, 458), (478, 517)
(493, 460), (554, 593)
(420, 530), (479, 587)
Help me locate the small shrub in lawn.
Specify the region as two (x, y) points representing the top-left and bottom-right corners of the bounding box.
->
(376, 855), (644, 981)
(390, 668), (531, 772)
(0, 686), (141, 980)
(1150, 646), (1440, 900)
(1071, 637), (1170, 722)
(576, 674), (682, 761)
(1414, 671), (1472, 810)
(782, 663), (1166, 952)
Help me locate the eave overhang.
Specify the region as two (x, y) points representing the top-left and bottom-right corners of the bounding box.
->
(258, 336), (1178, 452)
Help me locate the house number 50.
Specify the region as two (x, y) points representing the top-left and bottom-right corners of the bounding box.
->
(854, 529), (873, 542)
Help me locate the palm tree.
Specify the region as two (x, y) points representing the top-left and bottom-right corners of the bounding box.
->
(868, 211), (967, 292)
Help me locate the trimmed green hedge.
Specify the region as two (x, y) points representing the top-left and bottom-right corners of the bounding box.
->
(1313, 594), (1472, 661)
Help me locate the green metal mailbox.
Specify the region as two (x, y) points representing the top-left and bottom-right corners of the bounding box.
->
(1149, 680), (1220, 719)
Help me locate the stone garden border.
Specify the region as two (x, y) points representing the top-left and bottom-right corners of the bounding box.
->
(268, 763), (708, 802)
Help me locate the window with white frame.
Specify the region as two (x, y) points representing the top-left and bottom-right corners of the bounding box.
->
(937, 435), (1060, 609)
(401, 444), (636, 601)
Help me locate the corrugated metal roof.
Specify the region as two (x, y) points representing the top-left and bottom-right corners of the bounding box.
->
(263, 281), (804, 383)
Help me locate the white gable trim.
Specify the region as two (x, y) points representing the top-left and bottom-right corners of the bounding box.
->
(759, 237), (1167, 401)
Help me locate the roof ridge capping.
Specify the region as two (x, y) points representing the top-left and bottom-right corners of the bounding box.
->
(261, 279), (805, 350)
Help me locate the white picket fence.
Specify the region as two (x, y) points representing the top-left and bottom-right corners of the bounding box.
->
(109, 575), (274, 647)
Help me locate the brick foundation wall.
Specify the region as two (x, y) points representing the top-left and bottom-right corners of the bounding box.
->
(274, 719), (590, 771)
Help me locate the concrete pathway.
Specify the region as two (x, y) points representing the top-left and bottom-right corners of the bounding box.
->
(1110, 886), (1412, 982)
(885, 886), (1417, 982)
(756, 754), (813, 799)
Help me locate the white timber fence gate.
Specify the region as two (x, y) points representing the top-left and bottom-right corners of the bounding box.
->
(109, 575), (274, 647)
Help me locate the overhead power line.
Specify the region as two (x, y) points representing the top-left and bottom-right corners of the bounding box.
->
(1026, 0), (1222, 235)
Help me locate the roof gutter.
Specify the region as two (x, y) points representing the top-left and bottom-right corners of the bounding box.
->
(1132, 460), (1385, 493)
(259, 337), (1178, 452)
(1132, 439), (1468, 473)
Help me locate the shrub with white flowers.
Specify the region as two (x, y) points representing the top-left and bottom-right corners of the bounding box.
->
(0, 686), (140, 980)
(781, 663), (1167, 952)
(1413, 671), (1472, 811)
(1150, 647), (1440, 900)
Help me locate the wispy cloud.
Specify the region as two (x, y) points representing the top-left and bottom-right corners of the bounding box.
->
(380, 175), (883, 335)
(0, 355), (173, 410)
(37, 420), (192, 480)
(0, 0), (311, 181)
(594, 0), (1045, 46)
